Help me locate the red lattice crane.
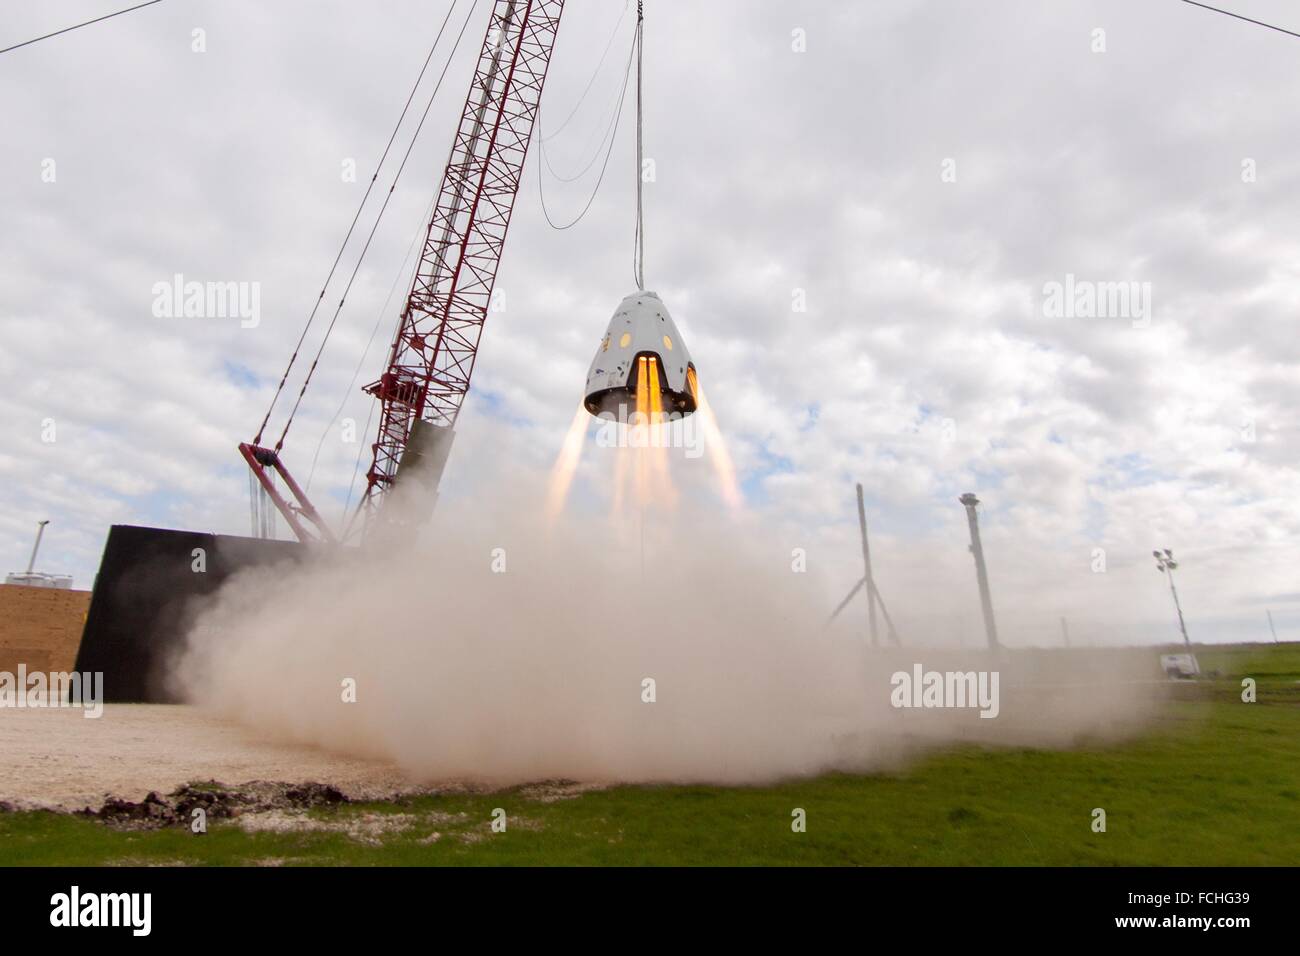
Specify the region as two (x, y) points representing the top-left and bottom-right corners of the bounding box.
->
(241, 0), (566, 544)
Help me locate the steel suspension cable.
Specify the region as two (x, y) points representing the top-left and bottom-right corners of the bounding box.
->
(633, 0), (645, 290)
(273, 0), (481, 453)
(305, 192), (438, 492)
(252, 0), (463, 446)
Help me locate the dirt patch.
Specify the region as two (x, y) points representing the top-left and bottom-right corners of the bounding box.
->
(106, 858), (194, 867)
(0, 705), (423, 810)
(237, 809), (418, 845)
(518, 779), (608, 803)
(80, 780), (348, 830)
(1, 705), (581, 848)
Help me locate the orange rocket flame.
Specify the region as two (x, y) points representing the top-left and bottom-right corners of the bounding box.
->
(548, 357), (739, 524)
(630, 355), (676, 511)
(544, 401), (590, 523)
(689, 368), (742, 512)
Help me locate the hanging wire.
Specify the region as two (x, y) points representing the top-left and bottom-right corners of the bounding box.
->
(247, 469), (257, 537)
(0, 0), (165, 56)
(538, 2), (633, 183)
(341, 398), (379, 539)
(632, 0), (645, 290)
(540, 0), (630, 144)
(536, 21), (637, 231)
(542, 75), (630, 183)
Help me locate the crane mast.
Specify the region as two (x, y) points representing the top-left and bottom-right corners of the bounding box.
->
(359, 0), (565, 539)
(241, 0), (565, 545)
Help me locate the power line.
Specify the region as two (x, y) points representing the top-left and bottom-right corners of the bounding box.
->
(1180, 0), (1300, 41)
(0, 0), (166, 56)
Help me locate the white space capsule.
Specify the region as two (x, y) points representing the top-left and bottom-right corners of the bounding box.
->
(583, 290), (697, 421)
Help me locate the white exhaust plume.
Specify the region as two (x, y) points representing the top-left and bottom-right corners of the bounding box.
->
(172, 470), (1163, 787)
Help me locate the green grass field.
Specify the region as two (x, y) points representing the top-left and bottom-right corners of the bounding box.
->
(3, 643), (1297, 866)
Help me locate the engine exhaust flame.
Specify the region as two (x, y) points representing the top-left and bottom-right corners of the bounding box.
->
(544, 402), (591, 523)
(633, 355), (676, 511)
(548, 359), (736, 522)
(688, 368), (741, 512)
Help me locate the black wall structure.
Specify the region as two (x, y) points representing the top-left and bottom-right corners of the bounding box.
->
(74, 525), (304, 703)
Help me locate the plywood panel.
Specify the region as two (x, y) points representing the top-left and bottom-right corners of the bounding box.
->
(0, 585), (91, 674)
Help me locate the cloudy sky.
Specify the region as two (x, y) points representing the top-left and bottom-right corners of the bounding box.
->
(2, 0), (1297, 646)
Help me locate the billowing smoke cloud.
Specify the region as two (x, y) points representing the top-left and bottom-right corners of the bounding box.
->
(171, 474), (1164, 788)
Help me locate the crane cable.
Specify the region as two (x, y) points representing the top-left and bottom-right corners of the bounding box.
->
(271, 0), (481, 454)
(252, 0), (465, 448)
(304, 191), (438, 493)
(341, 398), (379, 540)
(633, 0), (645, 290)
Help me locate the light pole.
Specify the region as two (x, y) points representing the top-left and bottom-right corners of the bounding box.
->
(26, 519), (50, 574)
(1153, 549), (1190, 649)
(960, 493), (1000, 651)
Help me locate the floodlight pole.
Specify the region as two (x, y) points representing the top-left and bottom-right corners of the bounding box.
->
(1166, 569), (1190, 649)
(959, 493), (1000, 651)
(25, 519), (50, 574)
(1153, 549), (1190, 649)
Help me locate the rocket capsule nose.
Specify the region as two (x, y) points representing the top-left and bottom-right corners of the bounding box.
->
(583, 290), (697, 420)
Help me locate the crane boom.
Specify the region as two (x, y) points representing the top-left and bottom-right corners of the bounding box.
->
(359, 0), (565, 538)
(241, 0), (565, 545)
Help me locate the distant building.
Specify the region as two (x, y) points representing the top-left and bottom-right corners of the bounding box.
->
(4, 571), (74, 589)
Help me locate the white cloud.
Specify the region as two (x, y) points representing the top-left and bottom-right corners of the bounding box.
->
(1, 0), (1297, 644)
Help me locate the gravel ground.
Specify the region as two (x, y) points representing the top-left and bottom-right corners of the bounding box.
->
(0, 704), (420, 811)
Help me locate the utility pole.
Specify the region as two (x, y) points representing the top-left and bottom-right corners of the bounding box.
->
(25, 519), (50, 574)
(1153, 549), (1190, 649)
(856, 483), (879, 648)
(1266, 609), (1279, 644)
(959, 493), (999, 651)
